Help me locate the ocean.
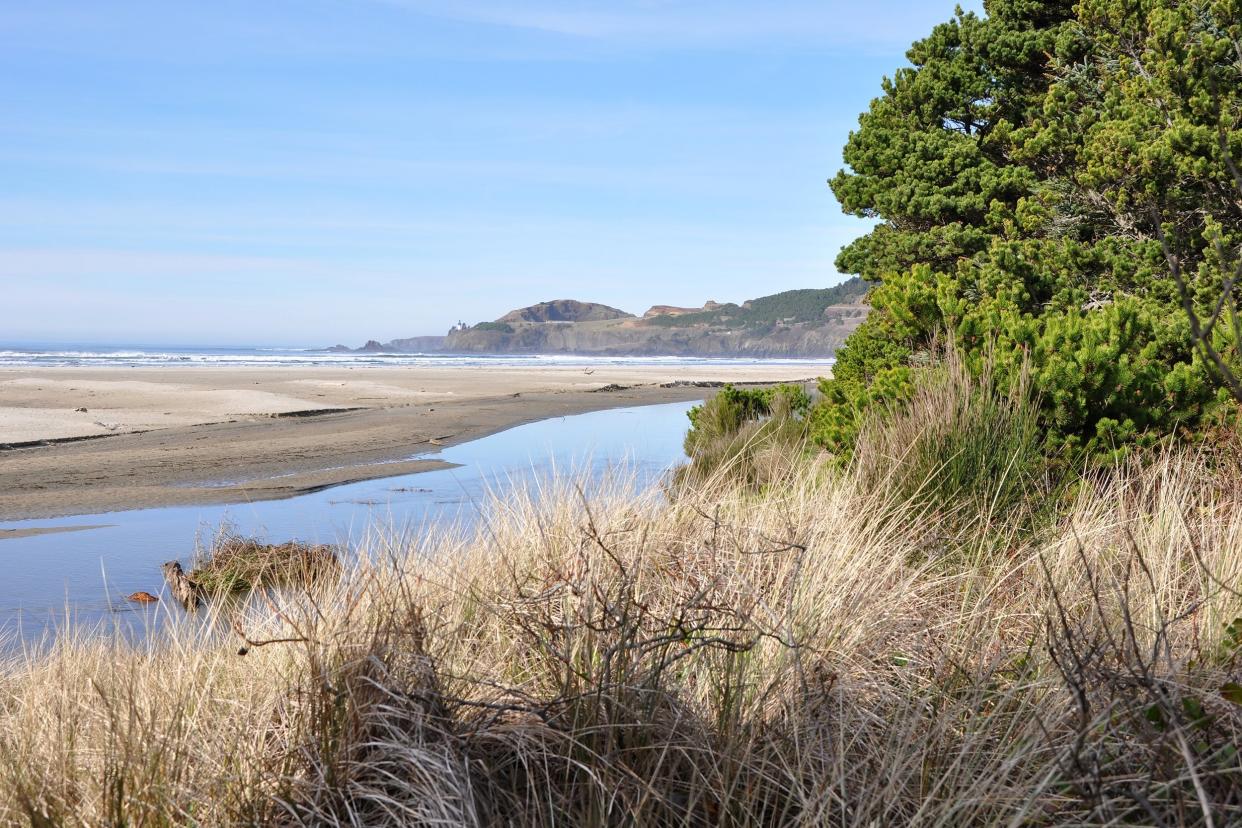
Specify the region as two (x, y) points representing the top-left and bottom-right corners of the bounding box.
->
(0, 344), (837, 370)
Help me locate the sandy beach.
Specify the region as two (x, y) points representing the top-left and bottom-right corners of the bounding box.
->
(0, 363), (832, 520)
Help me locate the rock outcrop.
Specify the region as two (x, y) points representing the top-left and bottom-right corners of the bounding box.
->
(385, 335), (447, 353)
(323, 336), (446, 354)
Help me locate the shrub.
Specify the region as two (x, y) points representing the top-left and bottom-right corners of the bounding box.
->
(189, 533), (340, 596)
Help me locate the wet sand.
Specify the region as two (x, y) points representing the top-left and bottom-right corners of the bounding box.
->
(0, 524), (115, 540)
(0, 363), (832, 520)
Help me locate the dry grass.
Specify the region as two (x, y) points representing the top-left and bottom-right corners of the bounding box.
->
(2, 437), (1242, 824)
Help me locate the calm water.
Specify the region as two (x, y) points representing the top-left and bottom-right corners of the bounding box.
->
(0, 401), (697, 644)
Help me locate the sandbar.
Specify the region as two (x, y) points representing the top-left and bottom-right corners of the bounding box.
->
(0, 363), (833, 520)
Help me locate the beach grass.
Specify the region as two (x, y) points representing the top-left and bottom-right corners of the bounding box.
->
(3, 427), (1242, 824)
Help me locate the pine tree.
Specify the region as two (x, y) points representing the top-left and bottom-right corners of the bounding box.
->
(814, 0), (1240, 458)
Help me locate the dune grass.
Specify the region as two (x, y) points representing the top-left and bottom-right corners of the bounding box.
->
(2, 399), (1242, 824)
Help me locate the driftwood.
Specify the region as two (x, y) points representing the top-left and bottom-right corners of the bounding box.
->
(162, 561), (203, 609)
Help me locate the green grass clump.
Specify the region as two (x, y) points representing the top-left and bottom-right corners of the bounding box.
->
(849, 346), (1045, 517)
(676, 383), (812, 491)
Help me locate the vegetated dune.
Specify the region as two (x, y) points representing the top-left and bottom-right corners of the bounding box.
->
(3, 406), (1241, 824)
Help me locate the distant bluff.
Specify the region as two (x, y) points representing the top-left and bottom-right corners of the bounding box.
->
(325, 280), (869, 357)
(442, 280), (869, 358)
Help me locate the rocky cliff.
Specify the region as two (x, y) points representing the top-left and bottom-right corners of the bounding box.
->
(385, 335), (447, 352)
(442, 313), (866, 357)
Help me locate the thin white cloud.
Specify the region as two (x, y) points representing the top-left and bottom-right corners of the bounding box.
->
(375, 0), (981, 48)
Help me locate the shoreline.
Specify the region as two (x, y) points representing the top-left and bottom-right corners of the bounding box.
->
(0, 364), (832, 521)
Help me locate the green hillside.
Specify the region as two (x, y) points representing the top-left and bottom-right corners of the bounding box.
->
(644, 278), (868, 329)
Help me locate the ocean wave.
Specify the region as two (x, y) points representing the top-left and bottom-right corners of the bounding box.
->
(0, 347), (837, 369)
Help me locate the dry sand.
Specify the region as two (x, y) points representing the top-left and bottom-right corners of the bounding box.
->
(0, 363), (833, 520)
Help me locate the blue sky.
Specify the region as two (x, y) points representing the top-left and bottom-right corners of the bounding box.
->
(1, 0), (982, 346)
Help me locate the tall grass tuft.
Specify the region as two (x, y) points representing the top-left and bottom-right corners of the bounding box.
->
(849, 345), (1045, 517)
(676, 383), (813, 493)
